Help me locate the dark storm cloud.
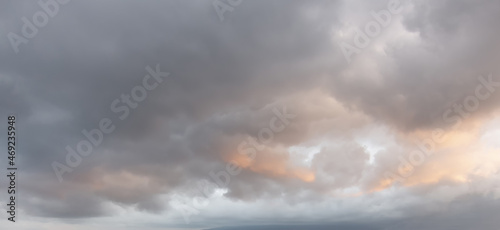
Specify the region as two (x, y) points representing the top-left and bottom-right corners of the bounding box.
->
(0, 0), (343, 217)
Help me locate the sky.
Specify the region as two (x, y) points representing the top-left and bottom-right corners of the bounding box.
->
(1, 0), (500, 229)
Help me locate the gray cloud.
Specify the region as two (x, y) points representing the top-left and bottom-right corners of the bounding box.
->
(1, 0), (499, 229)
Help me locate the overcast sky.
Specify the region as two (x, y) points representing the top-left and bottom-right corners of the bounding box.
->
(1, 0), (500, 229)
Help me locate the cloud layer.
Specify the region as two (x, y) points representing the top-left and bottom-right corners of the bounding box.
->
(1, 0), (500, 229)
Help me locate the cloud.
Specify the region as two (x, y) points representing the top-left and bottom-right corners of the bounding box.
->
(1, 0), (500, 229)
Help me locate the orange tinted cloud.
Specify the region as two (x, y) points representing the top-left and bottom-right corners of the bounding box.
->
(223, 149), (316, 182)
